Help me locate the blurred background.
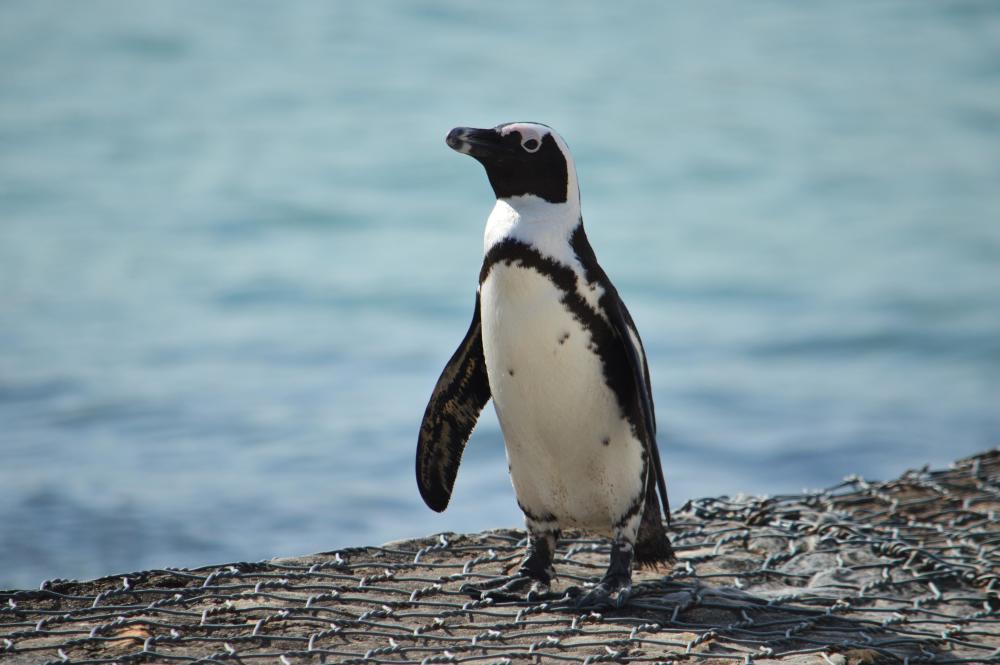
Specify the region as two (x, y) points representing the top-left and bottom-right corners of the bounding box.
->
(2, 1), (999, 590)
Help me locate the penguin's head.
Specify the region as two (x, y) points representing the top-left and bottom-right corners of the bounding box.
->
(446, 122), (577, 206)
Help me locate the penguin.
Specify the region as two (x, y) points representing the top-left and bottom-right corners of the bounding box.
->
(416, 122), (674, 605)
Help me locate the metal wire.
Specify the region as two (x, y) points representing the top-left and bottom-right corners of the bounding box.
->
(3, 450), (999, 664)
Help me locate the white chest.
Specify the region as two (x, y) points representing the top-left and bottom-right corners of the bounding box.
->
(479, 263), (645, 530)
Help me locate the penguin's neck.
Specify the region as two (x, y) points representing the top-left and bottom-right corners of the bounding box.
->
(484, 195), (582, 260)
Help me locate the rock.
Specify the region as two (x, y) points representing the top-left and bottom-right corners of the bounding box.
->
(2, 449), (998, 664)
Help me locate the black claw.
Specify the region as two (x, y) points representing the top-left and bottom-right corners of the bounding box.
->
(615, 584), (633, 608)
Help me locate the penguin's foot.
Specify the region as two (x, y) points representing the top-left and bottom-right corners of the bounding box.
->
(574, 573), (632, 609)
(574, 539), (634, 609)
(463, 575), (557, 602)
(461, 531), (557, 602)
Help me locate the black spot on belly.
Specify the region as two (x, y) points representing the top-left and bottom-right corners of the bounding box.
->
(601, 437), (610, 447)
(558, 332), (570, 345)
(508, 368), (515, 377)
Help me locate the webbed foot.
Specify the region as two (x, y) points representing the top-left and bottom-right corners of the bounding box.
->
(575, 576), (632, 608)
(575, 540), (634, 609)
(460, 573), (549, 602)
(461, 529), (558, 602)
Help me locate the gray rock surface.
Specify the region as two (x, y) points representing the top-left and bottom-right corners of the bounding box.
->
(2, 450), (998, 664)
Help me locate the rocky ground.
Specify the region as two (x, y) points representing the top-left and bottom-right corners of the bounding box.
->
(3, 450), (999, 664)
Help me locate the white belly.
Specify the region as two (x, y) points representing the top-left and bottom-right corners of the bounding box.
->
(480, 264), (645, 532)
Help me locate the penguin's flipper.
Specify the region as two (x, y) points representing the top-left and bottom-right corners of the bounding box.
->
(416, 292), (492, 512)
(608, 297), (671, 526)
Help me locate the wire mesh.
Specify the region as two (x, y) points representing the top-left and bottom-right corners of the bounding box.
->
(3, 449), (999, 665)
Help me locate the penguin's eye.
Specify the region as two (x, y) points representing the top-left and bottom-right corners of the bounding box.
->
(522, 138), (540, 153)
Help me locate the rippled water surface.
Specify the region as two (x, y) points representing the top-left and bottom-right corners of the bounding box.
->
(2, 1), (999, 589)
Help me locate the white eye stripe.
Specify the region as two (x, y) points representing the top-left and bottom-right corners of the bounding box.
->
(500, 123), (546, 153)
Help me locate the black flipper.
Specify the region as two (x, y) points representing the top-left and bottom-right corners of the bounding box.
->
(613, 299), (671, 526)
(416, 292), (492, 512)
(570, 224), (671, 527)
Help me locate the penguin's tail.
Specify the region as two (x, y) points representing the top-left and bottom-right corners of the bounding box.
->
(634, 476), (676, 569)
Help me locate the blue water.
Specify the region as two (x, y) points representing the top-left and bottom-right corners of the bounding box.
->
(2, 1), (999, 590)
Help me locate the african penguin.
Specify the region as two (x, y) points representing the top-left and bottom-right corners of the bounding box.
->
(416, 122), (674, 605)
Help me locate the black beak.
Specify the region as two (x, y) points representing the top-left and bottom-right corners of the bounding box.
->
(446, 126), (514, 161)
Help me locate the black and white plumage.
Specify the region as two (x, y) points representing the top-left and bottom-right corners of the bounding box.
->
(417, 122), (674, 604)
